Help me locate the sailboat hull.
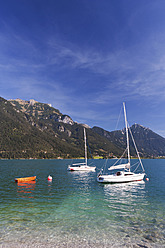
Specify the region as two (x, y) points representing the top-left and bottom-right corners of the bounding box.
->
(97, 172), (145, 183)
(68, 165), (96, 171)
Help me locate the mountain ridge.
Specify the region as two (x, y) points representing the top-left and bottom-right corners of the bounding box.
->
(92, 124), (165, 157)
(0, 97), (164, 159)
(0, 97), (121, 159)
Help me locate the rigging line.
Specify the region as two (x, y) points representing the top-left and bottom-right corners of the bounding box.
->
(88, 161), (94, 166)
(112, 148), (128, 167)
(103, 158), (108, 174)
(130, 161), (139, 168)
(130, 161), (141, 172)
(115, 105), (123, 130)
(133, 162), (141, 172)
(98, 158), (108, 176)
(128, 122), (145, 172)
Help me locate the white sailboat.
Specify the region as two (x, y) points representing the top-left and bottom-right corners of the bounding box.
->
(97, 102), (145, 183)
(67, 128), (96, 171)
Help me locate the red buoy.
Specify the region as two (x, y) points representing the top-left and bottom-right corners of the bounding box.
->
(48, 175), (52, 181)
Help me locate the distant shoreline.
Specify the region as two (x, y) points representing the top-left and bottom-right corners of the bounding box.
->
(0, 157), (165, 160)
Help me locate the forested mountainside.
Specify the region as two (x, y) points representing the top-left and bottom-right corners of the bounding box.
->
(92, 124), (165, 158)
(0, 97), (121, 159)
(0, 97), (164, 159)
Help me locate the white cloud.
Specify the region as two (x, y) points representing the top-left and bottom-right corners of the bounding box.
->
(0, 18), (165, 137)
(46, 34), (165, 102)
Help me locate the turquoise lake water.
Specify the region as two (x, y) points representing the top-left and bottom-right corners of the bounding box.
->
(0, 159), (164, 247)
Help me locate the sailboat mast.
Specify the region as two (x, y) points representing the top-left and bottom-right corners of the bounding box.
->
(123, 102), (131, 171)
(84, 128), (87, 166)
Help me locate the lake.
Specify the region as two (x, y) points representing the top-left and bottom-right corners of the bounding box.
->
(0, 159), (164, 247)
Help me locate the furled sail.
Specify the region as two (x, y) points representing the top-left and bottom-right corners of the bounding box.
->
(108, 163), (130, 171)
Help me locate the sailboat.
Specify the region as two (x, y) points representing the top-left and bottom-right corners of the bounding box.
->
(97, 102), (145, 183)
(67, 128), (96, 171)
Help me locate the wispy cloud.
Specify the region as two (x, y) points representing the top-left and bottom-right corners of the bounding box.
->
(0, 8), (165, 137)
(46, 34), (165, 102)
(1, 26), (165, 108)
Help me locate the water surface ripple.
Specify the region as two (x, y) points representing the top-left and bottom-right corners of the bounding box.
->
(0, 159), (164, 247)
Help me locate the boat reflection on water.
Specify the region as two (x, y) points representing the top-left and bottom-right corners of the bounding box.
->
(103, 180), (145, 195)
(17, 181), (36, 199)
(102, 180), (146, 207)
(68, 170), (96, 191)
(69, 170), (93, 181)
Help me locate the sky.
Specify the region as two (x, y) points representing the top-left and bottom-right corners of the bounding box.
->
(0, 0), (165, 137)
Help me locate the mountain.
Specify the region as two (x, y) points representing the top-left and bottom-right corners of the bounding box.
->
(92, 124), (165, 158)
(0, 97), (82, 159)
(0, 97), (164, 159)
(0, 97), (121, 159)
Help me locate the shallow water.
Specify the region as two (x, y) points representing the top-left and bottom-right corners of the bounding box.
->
(0, 159), (164, 247)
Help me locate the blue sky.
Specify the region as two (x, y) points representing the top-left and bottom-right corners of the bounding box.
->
(0, 0), (165, 137)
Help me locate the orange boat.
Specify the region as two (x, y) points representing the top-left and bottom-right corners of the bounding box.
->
(15, 176), (36, 183)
